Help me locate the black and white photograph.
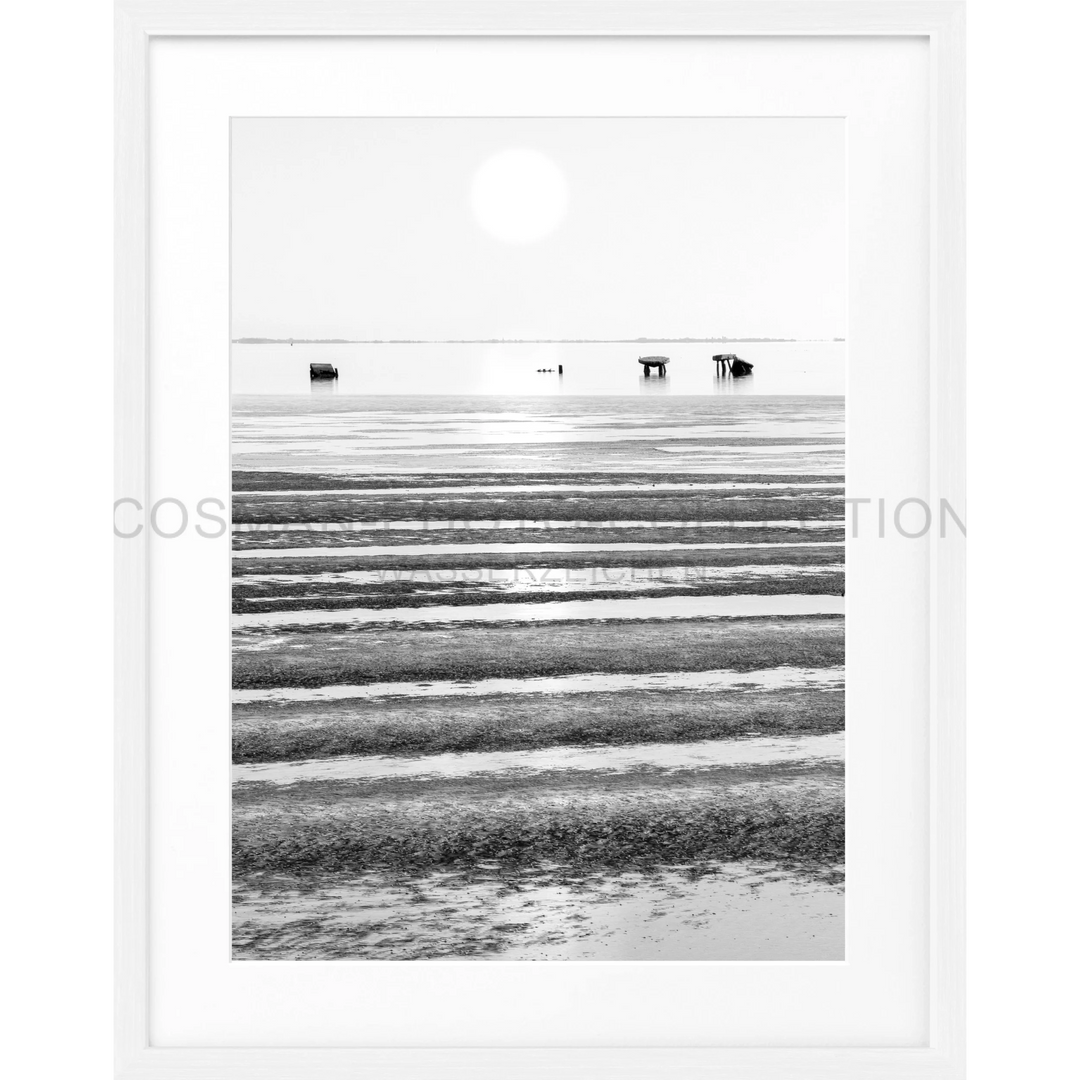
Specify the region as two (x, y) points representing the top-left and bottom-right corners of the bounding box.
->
(230, 117), (846, 961)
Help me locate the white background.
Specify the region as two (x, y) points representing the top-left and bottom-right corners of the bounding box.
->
(148, 32), (927, 1048)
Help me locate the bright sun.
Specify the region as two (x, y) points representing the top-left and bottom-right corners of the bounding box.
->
(469, 148), (568, 244)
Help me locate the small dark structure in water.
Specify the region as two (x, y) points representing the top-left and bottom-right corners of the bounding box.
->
(310, 363), (339, 380)
(713, 354), (754, 377)
(638, 355), (670, 377)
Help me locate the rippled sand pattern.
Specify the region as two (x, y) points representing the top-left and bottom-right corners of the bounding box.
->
(231, 393), (845, 959)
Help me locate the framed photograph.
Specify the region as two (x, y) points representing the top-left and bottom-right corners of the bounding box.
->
(116, 2), (964, 1076)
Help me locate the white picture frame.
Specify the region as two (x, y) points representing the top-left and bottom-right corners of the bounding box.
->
(115, 2), (965, 1076)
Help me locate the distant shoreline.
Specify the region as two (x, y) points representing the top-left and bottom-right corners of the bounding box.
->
(232, 337), (847, 345)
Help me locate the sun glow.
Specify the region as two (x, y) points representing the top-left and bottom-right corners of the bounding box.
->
(469, 148), (568, 244)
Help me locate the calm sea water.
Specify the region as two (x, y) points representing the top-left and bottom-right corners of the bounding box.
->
(231, 340), (845, 397)
(231, 393), (845, 474)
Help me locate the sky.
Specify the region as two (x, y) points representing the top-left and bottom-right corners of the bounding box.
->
(231, 117), (845, 342)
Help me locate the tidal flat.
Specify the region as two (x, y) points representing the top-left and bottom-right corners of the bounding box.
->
(233, 861), (844, 961)
(233, 769), (844, 873)
(230, 491), (844, 525)
(232, 469), (844, 491)
(229, 542), (845, 576)
(231, 393), (845, 959)
(230, 524), (845, 550)
(232, 614), (845, 688)
(233, 686), (845, 762)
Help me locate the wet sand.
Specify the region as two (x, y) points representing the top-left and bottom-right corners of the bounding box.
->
(235, 481), (846, 496)
(233, 539), (846, 559)
(231, 393), (845, 960)
(233, 863), (844, 961)
(232, 593), (846, 629)
(239, 563), (831, 588)
(233, 518), (842, 532)
(234, 731), (844, 784)
(232, 664), (845, 704)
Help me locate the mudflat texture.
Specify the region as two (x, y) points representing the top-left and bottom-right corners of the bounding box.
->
(231, 394), (845, 959)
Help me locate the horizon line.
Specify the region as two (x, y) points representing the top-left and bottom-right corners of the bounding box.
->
(232, 336), (847, 345)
